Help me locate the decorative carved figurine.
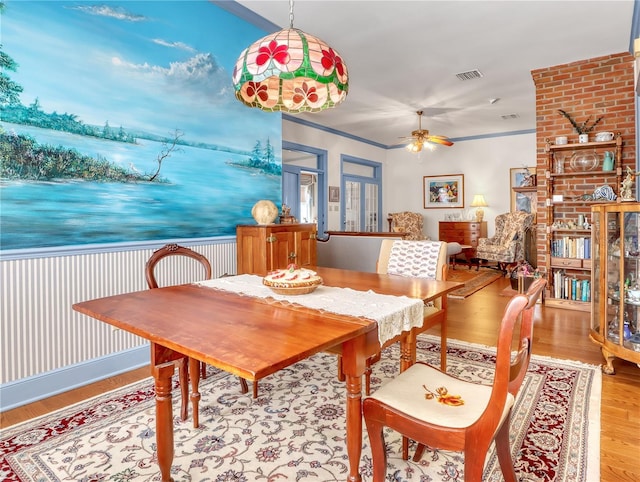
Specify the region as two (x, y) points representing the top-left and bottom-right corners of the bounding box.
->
(520, 167), (536, 187)
(620, 167), (638, 202)
(279, 204), (296, 224)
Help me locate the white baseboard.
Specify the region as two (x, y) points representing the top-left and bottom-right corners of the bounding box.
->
(0, 345), (149, 412)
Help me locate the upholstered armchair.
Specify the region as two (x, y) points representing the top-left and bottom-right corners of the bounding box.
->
(476, 211), (534, 272)
(389, 212), (427, 240)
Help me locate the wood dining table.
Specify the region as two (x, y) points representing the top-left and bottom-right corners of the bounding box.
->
(73, 266), (462, 482)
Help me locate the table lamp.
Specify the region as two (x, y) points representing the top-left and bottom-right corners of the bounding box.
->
(470, 194), (488, 222)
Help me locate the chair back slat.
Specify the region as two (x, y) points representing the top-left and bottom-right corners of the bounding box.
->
(145, 243), (212, 289)
(488, 278), (546, 416)
(507, 278), (546, 395)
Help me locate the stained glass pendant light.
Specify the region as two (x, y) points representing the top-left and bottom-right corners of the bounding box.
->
(232, 0), (348, 113)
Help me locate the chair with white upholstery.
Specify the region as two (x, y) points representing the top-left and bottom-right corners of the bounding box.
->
(364, 239), (449, 394)
(363, 278), (546, 481)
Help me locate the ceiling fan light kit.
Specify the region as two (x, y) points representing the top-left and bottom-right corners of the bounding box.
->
(232, 0), (348, 113)
(403, 110), (454, 153)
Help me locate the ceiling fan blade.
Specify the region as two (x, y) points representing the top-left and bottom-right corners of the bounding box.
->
(427, 137), (454, 146)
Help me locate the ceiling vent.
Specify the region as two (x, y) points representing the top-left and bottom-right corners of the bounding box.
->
(501, 113), (520, 120)
(455, 69), (483, 81)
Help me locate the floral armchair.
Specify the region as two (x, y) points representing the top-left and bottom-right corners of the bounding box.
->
(476, 211), (534, 271)
(389, 211), (427, 240)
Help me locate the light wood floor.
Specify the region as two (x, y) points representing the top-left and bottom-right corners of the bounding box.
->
(2, 276), (639, 481)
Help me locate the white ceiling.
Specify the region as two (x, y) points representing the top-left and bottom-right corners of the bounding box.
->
(234, 0), (635, 148)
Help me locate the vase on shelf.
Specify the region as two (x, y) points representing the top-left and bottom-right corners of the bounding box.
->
(554, 152), (565, 173)
(602, 151), (614, 171)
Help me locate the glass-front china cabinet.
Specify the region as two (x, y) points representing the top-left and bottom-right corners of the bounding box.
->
(591, 202), (640, 374)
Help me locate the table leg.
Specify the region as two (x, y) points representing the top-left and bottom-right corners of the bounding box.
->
(341, 336), (370, 482)
(153, 362), (175, 482)
(399, 330), (417, 373)
(178, 358), (188, 421)
(344, 372), (363, 482)
(189, 358), (201, 428)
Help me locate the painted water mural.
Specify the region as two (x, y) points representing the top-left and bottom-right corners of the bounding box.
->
(0, 1), (282, 251)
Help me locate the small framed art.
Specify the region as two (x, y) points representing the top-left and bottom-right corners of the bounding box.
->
(510, 167), (536, 215)
(329, 186), (340, 202)
(423, 174), (464, 208)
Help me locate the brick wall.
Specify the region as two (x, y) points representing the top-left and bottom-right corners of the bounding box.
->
(531, 52), (636, 272)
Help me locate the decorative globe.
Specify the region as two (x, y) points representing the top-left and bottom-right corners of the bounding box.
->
(251, 200), (279, 225)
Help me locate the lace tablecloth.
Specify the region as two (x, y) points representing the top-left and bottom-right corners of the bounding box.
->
(197, 275), (424, 345)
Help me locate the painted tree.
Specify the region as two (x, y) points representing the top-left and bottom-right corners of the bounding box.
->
(0, 4), (23, 106)
(148, 129), (183, 182)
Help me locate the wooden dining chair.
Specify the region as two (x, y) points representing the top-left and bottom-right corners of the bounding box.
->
(363, 278), (546, 482)
(146, 243), (250, 427)
(337, 239), (449, 395)
(368, 239), (449, 393)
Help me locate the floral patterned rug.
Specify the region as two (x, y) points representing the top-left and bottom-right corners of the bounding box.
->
(1, 335), (601, 482)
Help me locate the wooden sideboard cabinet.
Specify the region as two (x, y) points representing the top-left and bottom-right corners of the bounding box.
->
(438, 221), (487, 256)
(236, 223), (317, 275)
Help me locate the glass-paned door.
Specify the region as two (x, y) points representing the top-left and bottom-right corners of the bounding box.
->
(341, 155), (382, 232)
(282, 142), (327, 236)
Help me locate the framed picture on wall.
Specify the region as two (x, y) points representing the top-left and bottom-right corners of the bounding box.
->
(329, 186), (340, 202)
(423, 174), (464, 208)
(510, 167), (537, 217)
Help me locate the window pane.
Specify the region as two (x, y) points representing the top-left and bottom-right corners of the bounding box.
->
(364, 183), (378, 232)
(343, 162), (374, 177)
(345, 180), (361, 231)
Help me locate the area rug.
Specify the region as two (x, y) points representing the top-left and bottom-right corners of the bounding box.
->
(500, 285), (520, 297)
(447, 267), (503, 299)
(0, 335), (601, 482)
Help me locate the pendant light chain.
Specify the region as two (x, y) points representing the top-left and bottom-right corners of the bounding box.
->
(289, 0), (295, 29)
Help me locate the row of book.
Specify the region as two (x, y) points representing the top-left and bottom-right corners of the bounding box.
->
(551, 236), (591, 259)
(552, 270), (591, 302)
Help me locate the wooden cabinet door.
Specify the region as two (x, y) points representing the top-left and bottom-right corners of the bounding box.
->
(236, 225), (268, 275)
(295, 228), (317, 268)
(267, 230), (296, 272)
(237, 224), (317, 275)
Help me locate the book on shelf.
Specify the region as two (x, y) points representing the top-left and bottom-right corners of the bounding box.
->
(552, 270), (591, 301)
(551, 236), (591, 259)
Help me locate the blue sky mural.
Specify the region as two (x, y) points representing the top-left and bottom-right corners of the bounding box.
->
(0, 1), (283, 250)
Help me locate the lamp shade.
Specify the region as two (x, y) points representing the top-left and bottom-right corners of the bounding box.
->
(470, 194), (488, 207)
(232, 28), (349, 113)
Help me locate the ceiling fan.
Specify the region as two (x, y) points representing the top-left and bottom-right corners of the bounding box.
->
(401, 110), (454, 152)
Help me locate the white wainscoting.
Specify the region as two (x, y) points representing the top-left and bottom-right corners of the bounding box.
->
(0, 239), (237, 410)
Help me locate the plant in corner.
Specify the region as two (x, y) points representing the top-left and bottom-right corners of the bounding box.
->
(508, 260), (542, 291)
(558, 109), (604, 135)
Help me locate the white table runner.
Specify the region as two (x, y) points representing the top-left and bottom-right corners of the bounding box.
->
(197, 275), (424, 345)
